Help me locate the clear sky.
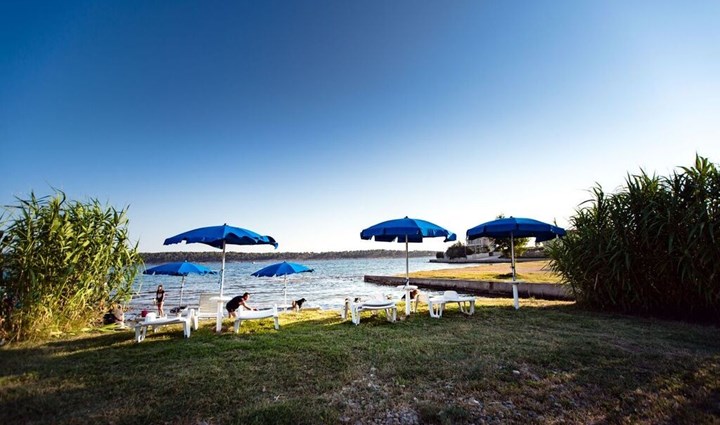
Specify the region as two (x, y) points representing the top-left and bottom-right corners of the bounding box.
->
(2, 1), (719, 253)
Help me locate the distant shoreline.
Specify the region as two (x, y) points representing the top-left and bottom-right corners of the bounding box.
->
(140, 249), (437, 263)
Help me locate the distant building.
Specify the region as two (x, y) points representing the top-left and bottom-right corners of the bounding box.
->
(467, 236), (493, 253)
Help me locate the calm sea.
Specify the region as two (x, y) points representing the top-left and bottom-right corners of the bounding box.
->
(131, 257), (470, 312)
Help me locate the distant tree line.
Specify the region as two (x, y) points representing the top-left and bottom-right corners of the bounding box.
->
(141, 249), (437, 264)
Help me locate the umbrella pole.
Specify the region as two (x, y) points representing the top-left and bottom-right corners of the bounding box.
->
(511, 233), (516, 281)
(284, 275), (288, 309)
(511, 232), (519, 310)
(405, 235), (409, 286)
(220, 241), (226, 297)
(216, 241), (227, 333)
(180, 276), (185, 305)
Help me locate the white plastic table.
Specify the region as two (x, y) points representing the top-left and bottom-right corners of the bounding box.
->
(396, 285), (418, 316)
(209, 295), (231, 333)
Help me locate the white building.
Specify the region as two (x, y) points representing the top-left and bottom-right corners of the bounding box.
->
(467, 236), (493, 253)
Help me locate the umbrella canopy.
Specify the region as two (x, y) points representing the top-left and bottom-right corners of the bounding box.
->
(361, 216), (456, 284)
(251, 261), (314, 308)
(144, 261), (216, 277)
(163, 224), (278, 297)
(164, 224), (278, 249)
(466, 217), (566, 243)
(466, 217), (566, 309)
(143, 261), (217, 304)
(251, 261), (314, 278)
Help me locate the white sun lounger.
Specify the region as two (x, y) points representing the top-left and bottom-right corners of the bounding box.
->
(134, 309), (197, 342)
(428, 291), (476, 318)
(233, 305), (280, 333)
(349, 298), (397, 325)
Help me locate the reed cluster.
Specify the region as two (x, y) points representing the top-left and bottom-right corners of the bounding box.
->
(548, 155), (720, 321)
(0, 191), (142, 341)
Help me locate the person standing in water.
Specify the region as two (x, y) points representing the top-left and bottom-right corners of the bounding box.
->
(155, 285), (166, 317)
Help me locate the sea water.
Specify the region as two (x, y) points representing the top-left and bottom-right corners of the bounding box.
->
(131, 257), (470, 312)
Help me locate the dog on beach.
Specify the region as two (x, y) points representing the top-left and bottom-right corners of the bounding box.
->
(291, 298), (307, 312)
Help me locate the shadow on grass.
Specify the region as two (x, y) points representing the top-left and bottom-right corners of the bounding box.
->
(455, 303), (720, 423)
(231, 398), (340, 425)
(0, 316), (354, 424)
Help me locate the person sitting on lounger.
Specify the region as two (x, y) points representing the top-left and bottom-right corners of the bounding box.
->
(226, 292), (256, 318)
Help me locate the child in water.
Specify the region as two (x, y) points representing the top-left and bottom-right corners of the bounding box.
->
(155, 285), (166, 316)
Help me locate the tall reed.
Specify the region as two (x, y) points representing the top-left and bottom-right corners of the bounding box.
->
(0, 191), (142, 341)
(548, 155), (720, 321)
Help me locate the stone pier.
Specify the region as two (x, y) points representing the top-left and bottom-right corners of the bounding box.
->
(364, 275), (574, 301)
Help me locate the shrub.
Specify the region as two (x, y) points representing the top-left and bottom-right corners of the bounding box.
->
(445, 242), (474, 259)
(0, 191), (142, 341)
(547, 155), (720, 321)
(493, 236), (529, 258)
(491, 214), (529, 258)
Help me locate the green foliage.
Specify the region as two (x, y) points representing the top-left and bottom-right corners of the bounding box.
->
(493, 236), (530, 258)
(0, 191), (142, 341)
(445, 242), (474, 259)
(492, 214), (530, 258)
(547, 155), (720, 321)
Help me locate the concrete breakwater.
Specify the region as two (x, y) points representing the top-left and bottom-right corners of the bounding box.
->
(364, 275), (574, 301)
(429, 257), (545, 264)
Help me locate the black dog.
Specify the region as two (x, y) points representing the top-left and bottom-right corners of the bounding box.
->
(291, 298), (307, 311)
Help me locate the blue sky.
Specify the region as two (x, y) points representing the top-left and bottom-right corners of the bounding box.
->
(2, 1), (719, 253)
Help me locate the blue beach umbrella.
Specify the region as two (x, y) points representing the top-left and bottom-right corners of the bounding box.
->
(143, 261), (217, 304)
(251, 261), (314, 308)
(163, 224), (278, 297)
(466, 217), (566, 309)
(361, 217), (457, 284)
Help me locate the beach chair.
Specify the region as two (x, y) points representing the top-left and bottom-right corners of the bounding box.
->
(196, 293), (221, 321)
(233, 305), (280, 333)
(348, 296), (397, 326)
(134, 309), (197, 342)
(428, 291), (476, 318)
(340, 296), (365, 320)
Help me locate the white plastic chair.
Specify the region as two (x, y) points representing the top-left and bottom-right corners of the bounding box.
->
(196, 293), (221, 320)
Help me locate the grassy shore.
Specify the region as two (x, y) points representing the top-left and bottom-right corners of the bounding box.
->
(1, 298), (719, 424)
(409, 260), (562, 283)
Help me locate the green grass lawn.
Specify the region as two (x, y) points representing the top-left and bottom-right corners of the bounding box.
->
(1, 299), (719, 424)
